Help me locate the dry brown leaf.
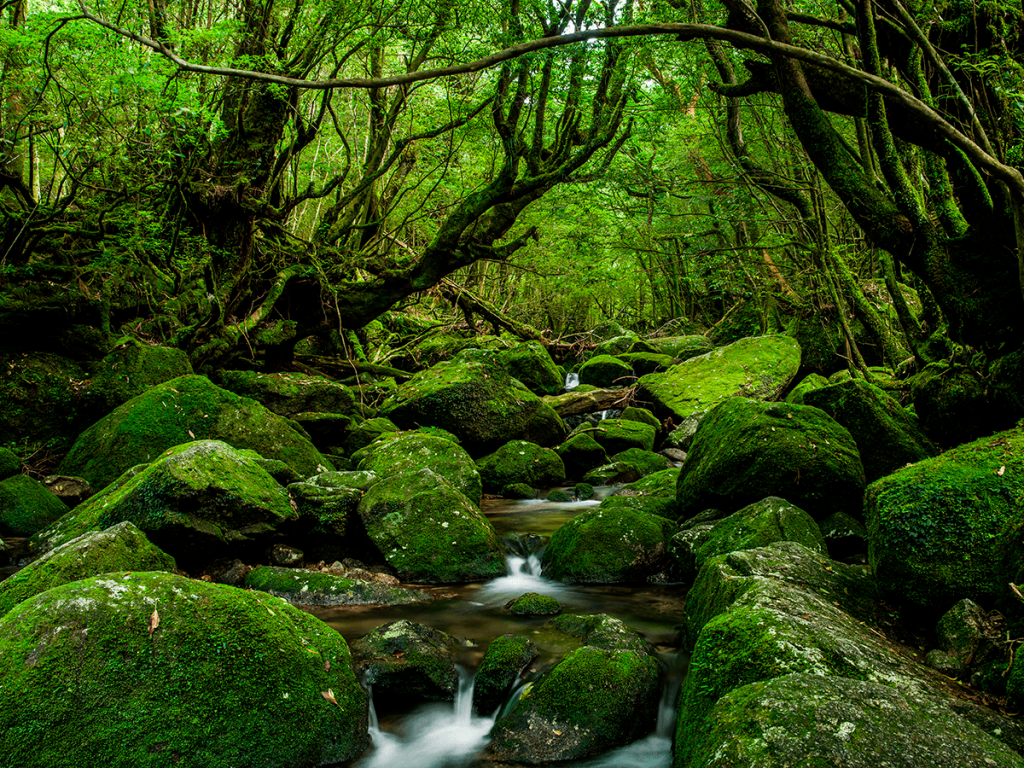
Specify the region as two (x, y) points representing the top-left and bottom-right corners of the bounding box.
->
(322, 689), (341, 708)
(324, 660), (331, 673)
(997, 465), (1006, 476)
(188, 429), (196, 438)
(148, 607), (160, 636)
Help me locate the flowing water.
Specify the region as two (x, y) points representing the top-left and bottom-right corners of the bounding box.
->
(319, 491), (687, 768)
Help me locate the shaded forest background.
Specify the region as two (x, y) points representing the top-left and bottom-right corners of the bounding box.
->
(2, 0), (1024, 458)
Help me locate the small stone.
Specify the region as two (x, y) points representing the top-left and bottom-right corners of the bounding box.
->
(269, 543), (304, 567)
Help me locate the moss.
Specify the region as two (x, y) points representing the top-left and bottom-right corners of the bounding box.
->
(622, 467), (680, 496)
(909, 361), (997, 446)
(496, 341), (563, 396)
(593, 334), (639, 356)
(573, 482), (595, 500)
(615, 352), (673, 376)
(804, 379), (935, 482)
(581, 462), (642, 486)
(866, 424), (1024, 609)
(0, 474), (69, 537)
(380, 351), (565, 455)
(35, 441), (295, 564)
(620, 406), (660, 429)
(0, 351), (91, 449)
(356, 468), (506, 583)
(287, 481), (362, 541)
(0, 447), (22, 480)
(676, 397), (866, 520)
(502, 482), (536, 499)
(578, 354), (634, 388)
(59, 375), (328, 490)
(351, 619), (459, 704)
(784, 373), (829, 404)
(646, 335), (713, 360)
(473, 634), (539, 715)
(354, 431), (482, 504)
(216, 370), (356, 418)
(504, 592), (562, 616)
(588, 418), (657, 454)
(476, 440), (566, 493)
(87, 340), (192, 415)
(555, 432), (608, 479)
(0, 571), (368, 768)
(243, 565), (426, 607)
(541, 504), (677, 583)
(638, 335), (801, 423)
(546, 489), (572, 502)
(610, 448), (669, 477)
(0, 522), (175, 619)
(341, 417), (399, 456)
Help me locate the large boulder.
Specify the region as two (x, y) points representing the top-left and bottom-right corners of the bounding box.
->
(578, 354), (634, 388)
(473, 634), (539, 716)
(85, 339), (193, 415)
(353, 431), (482, 505)
(638, 335), (801, 426)
(476, 440), (566, 493)
(647, 335), (714, 360)
(35, 440), (296, 566)
(496, 341), (563, 396)
(910, 361), (998, 447)
(803, 379), (936, 482)
(542, 501), (677, 583)
(379, 350), (564, 455)
(589, 418), (656, 455)
(356, 468), (506, 583)
(487, 614), (662, 763)
(216, 370), (356, 417)
(0, 522), (175, 619)
(243, 566), (427, 607)
(0, 571), (368, 768)
(691, 673), (1024, 768)
(866, 425), (1024, 610)
(676, 397), (866, 520)
(59, 375), (329, 490)
(555, 432), (609, 479)
(671, 496), (826, 580)
(0, 474), (69, 536)
(351, 620), (461, 707)
(0, 447), (21, 480)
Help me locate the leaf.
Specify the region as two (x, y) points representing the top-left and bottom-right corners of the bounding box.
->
(324, 660), (331, 673)
(322, 689), (342, 709)
(148, 607), (160, 636)
(997, 465), (1006, 476)
(188, 429), (195, 438)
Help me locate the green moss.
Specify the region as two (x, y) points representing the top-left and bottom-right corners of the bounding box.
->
(341, 417), (399, 456)
(36, 441), (295, 562)
(244, 566), (426, 607)
(59, 375), (328, 490)
(357, 468), (506, 583)
(0, 447), (22, 480)
(581, 462), (641, 486)
(646, 335), (713, 360)
(638, 335), (801, 423)
(502, 482), (536, 499)
(593, 334), (639, 357)
(504, 592), (561, 616)
(0, 352), (91, 449)
(541, 504), (677, 583)
(620, 406), (660, 429)
(354, 431), (482, 504)
(546, 489), (572, 502)
(473, 634), (538, 715)
(578, 355), (634, 388)
(0, 571), (368, 767)
(573, 482), (595, 500)
(866, 424), (1024, 609)
(610, 448), (669, 477)
(676, 397), (866, 520)
(496, 341), (563, 396)
(555, 432), (608, 479)
(784, 373), (829, 404)
(0, 474), (69, 537)
(622, 468), (680, 496)
(352, 619), (459, 703)
(0, 522), (175, 619)
(216, 370), (356, 418)
(909, 361), (995, 446)
(589, 418), (657, 454)
(615, 353), (673, 376)
(87, 340), (192, 414)
(476, 440), (566, 493)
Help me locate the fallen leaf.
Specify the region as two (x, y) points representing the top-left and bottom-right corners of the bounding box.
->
(148, 608), (160, 636)
(322, 689), (341, 709)
(997, 465), (1006, 476)
(324, 660), (331, 673)
(188, 429), (195, 438)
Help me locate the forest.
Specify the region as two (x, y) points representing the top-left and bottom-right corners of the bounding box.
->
(2, 0), (1024, 765)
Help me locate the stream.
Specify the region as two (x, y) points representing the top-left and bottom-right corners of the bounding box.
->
(315, 492), (688, 768)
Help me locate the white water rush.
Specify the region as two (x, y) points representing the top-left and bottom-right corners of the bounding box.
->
(356, 668), (495, 768)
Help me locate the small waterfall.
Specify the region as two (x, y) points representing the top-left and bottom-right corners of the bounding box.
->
(564, 372), (580, 391)
(356, 667), (494, 768)
(477, 549), (566, 603)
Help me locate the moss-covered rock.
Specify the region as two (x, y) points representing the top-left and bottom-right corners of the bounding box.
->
(0, 351), (92, 449)
(504, 592), (561, 616)
(647, 335), (714, 360)
(353, 431), (482, 505)
(40, 475), (94, 508)
(473, 634), (538, 716)
(380, 350), (565, 455)
(542, 503), (677, 583)
(357, 468), (506, 583)
(594, 334), (639, 357)
(285, 482), (362, 561)
(502, 482), (536, 499)
(676, 397), (865, 520)
(866, 425), (1024, 610)
(803, 379), (936, 482)
(59, 375), (329, 490)
(0, 571), (368, 768)
(546, 489), (572, 502)
(243, 565), (427, 607)
(496, 341), (563, 396)
(35, 440), (296, 565)
(0, 522), (175, 619)
(638, 335), (801, 425)
(555, 432), (608, 479)
(0, 474), (69, 537)
(581, 462), (642, 486)
(351, 620), (460, 706)
(689, 672), (1024, 768)
(574, 482), (595, 500)
(610, 448), (669, 477)
(476, 441), (566, 493)
(784, 372), (829, 404)
(292, 412), (354, 449)
(0, 447), (22, 480)
(670, 497), (826, 580)
(578, 354), (634, 388)
(909, 361), (997, 446)
(818, 510), (869, 560)
(86, 339), (193, 415)
(615, 352), (673, 376)
(341, 417), (399, 456)
(487, 614), (661, 763)
(620, 406), (660, 429)
(216, 370), (356, 417)
(589, 418), (657, 455)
